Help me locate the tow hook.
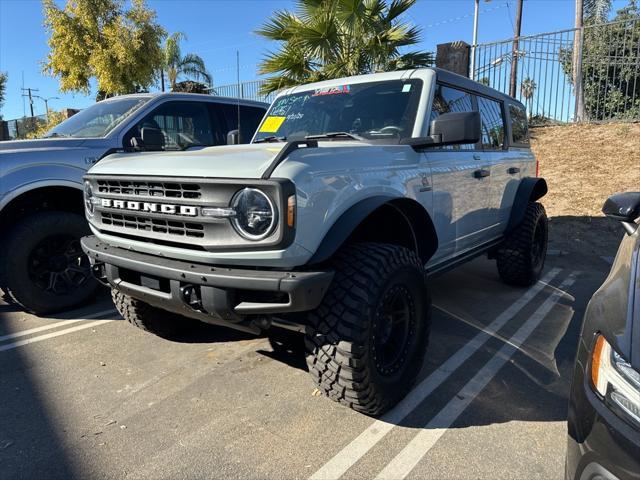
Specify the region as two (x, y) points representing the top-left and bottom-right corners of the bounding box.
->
(90, 263), (109, 287)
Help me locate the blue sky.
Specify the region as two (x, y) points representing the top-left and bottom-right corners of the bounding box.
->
(0, 0), (630, 120)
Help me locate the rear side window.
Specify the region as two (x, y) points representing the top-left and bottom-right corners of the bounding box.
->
(509, 104), (529, 145)
(478, 97), (505, 150)
(429, 84), (475, 150)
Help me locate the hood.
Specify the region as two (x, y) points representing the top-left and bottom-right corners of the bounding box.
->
(90, 143), (291, 179)
(0, 137), (90, 153)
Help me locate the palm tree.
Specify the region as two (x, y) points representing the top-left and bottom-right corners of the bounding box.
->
(520, 77), (537, 119)
(256, 0), (433, 94)
(160, 33), (212, 92)
(584, 0), (612, 22)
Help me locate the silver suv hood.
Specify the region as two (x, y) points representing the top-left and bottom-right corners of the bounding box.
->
(91, 143), (292, 179)
(0, 137), (89, 153)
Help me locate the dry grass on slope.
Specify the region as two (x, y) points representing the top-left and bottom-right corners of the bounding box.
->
(531, 122), (640, 218)
(530, 122), (640, 257)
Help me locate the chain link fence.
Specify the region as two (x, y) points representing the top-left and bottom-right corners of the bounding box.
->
(473, 17), (640, 124)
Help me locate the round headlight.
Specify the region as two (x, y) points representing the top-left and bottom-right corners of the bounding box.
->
(84, 181), (94, 215)
(231, 188), (276, 240)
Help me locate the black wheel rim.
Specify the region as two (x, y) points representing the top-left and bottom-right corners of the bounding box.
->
(373, 284), (416, 376)
(28, 235), (91, 296)
(532, 219), (547, 266)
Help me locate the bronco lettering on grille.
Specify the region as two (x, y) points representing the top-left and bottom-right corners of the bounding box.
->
(100, 198), (198, 216)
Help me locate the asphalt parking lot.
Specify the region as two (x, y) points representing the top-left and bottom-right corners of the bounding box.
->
(0, 234), (618, 480)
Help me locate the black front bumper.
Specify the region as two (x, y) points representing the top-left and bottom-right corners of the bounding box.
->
(81, 236), (333, 333)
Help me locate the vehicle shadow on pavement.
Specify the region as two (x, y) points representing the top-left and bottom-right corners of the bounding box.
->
(0, 337), (78, 478)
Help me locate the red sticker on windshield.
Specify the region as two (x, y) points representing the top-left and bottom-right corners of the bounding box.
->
(312, 85), (351, 97)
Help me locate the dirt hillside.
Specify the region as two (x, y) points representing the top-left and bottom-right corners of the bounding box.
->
(530, 122), (640, 258)
(531, 123), (640, 217)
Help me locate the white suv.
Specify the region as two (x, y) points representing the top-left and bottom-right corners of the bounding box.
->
(82, 68), (548, 415)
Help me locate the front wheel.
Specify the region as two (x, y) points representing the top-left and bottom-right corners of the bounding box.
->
(112, 290), (197, 339)
(0, 211), (98, 314)
(496, 202), (548, 286)
(305, 243), (431, 416)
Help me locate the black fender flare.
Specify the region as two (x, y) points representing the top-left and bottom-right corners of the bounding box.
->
(308, 196), (438, 265)
(506, 177), (548, 234)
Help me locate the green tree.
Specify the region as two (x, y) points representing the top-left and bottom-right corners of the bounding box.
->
(26, 110), (67, 139)
(520, 77), (537, 119)
(256, 0), (433, 94)
(161, 32), (212, 91)
(43, 0), (166, 97)
(563, 2), (640, 120)
(0, 71), (7, 118)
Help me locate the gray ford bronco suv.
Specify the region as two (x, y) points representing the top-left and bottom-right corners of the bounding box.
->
(0, 93), (267, 314)
(81, 68), (548, 415)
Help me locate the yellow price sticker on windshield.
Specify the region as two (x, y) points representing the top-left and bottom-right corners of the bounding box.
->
(259, 116), (286, 133)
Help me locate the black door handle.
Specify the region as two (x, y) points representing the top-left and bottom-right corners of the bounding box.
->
(473, 169), (491, 179)
(507, 167), (520, 174)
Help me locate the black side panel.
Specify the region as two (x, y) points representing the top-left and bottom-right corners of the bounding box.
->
(308, 196), (396, 264)
(506, 177), (548, 234)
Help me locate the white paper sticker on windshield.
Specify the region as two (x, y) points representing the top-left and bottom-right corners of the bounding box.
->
(402, 84), (412, 93)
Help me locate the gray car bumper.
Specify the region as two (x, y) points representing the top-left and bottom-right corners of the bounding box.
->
(81, 236), (333, 333)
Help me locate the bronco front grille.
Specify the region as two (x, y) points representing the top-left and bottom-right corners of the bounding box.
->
(96, 179), (202, 199)
(101, 212), (205, 238)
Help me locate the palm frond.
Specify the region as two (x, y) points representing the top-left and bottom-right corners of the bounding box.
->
(584, 0), (613, 22)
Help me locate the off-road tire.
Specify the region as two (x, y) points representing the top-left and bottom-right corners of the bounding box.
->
(305, 243), (431, 416)
(496, 202), (548, 286)
(112, 289), (197, 339)
(0, 211), (98, 314)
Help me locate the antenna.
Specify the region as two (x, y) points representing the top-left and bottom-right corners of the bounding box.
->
(236, 50), (241, 143)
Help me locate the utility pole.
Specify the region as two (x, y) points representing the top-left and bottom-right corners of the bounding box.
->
(509, 0), (523, 98)
(471, 0), (480, 80)
(21, 87), (39, 118)
(573, 0), (585, 121)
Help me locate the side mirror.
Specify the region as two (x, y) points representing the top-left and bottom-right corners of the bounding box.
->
(227, 129), (240, 145)
(430, 111), (481, 145)
(401, 111), (481, 149)
(603, 192), (640, 235)
(140, 127), (164, 151)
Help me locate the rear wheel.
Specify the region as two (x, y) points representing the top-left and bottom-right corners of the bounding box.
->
(496, 202), (548, 286)
(112, 290), (197, 339)
(0, 211), (97, 314)
(305, 243), (431, 416)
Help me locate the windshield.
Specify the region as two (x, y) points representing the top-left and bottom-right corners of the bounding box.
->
(46, 97), (150, 138)
(253, 79), (423, 142)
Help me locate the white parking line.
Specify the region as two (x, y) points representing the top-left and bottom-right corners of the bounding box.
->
(375, 273), (577, 480)
(0, 320), (114, 353)
(0, 309), (118, 342)
(309, 268), (562, 480)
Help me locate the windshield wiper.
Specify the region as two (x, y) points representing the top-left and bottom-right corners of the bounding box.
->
(44, 132), (71, 138)
(305, 132), (364, 141)
(254, 136), (287, 143)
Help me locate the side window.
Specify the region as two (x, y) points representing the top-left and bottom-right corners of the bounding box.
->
(240, 106), (267, 141)
(218, 103), (266, 143)
(429, 84), (476, 150)
(128, 102), (214, 151)
(509, 104), (530, 145)
(478, 97), (505, 150)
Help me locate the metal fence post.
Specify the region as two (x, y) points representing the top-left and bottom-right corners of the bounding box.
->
(573, 26), (585, 122)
